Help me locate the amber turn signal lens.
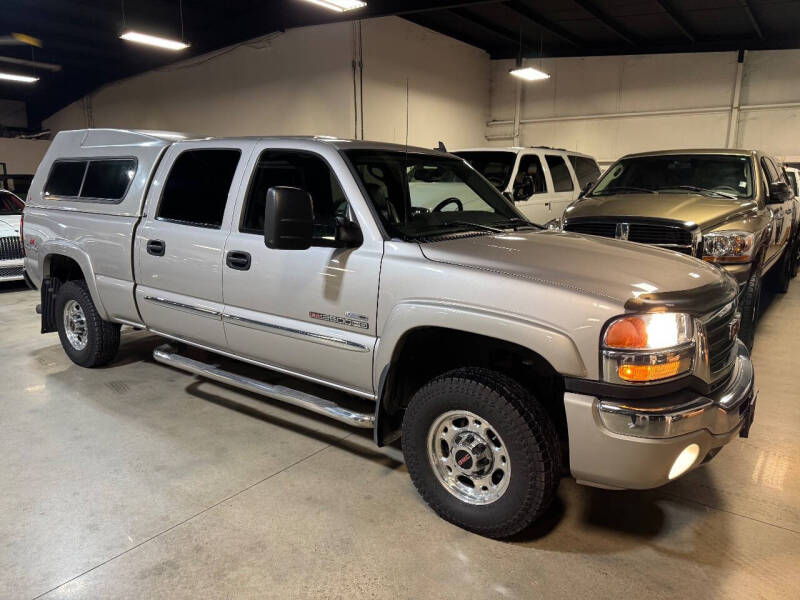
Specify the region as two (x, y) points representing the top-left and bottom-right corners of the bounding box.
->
(605, 317), (648, 349)
(618, 360), (681, 382)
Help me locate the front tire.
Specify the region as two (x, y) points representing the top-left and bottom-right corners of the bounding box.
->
(402, 368), (560, 538)
(56, 280), (121, 367)
(738, 269), (761, 351)
(768, 244), (792, 293)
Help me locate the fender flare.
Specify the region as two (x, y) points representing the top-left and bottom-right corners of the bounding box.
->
(41, 241), (109, 321)
(371, 300), (586, 445)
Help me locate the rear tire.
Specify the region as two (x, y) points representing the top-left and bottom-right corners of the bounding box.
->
(402, 368), (560, 539)
(738, 269), (761, 351)
(790, 233), (799, 279)
(56, 280), (120, 368)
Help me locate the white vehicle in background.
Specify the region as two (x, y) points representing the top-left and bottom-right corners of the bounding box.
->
(0, 189), (25, 282)
(454, 147), (601, 225)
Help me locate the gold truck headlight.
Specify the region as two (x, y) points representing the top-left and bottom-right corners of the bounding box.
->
(601, 313), (695, 383)
(702, 231), (754, 263)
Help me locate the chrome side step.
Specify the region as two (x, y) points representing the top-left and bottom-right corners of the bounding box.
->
(152, 344), (375, 428)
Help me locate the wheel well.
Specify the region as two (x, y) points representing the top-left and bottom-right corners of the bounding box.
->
(46, 254), (86, 282)
(376, 327), (566, 448)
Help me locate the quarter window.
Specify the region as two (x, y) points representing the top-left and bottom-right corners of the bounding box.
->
(157, 149), (241, 229)
(568, 155), (601, 189)
(546, 155), (574, 192)
(45, 161), (86, 197)
(240, 150), (347, 245)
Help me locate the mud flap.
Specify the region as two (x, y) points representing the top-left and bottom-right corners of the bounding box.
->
(40, 277), (61, 333)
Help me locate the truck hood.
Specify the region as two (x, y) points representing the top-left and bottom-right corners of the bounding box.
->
(420, 230), (737, 314)
(0, 215), (21, 234)
(565, 193), (757, 230)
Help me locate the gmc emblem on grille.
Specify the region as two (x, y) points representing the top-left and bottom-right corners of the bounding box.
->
(615, 223), (631, 241)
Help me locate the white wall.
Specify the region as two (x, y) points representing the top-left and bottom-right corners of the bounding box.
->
(0, 138), (50, 174)
(487, 49), (800, 163)
(44, 17), (489, 150)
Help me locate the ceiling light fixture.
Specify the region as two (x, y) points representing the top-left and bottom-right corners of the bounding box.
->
(120, 31), (189, 50)
(301, 0), (367, 12)
(0, 72), (39, 83)
(509, 66), (550, 81)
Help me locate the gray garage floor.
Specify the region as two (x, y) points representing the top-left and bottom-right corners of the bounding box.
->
(1, 280), (798, 600)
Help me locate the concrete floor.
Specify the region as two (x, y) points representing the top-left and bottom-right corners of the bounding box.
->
(1, 280), (798, 600)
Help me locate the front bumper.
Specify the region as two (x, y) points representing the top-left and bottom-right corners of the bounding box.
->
(565, 340), (755, 490)
(0, 259), (24, 282)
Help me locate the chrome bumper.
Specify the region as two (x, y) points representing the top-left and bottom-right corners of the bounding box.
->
(597, 340), (755, 439)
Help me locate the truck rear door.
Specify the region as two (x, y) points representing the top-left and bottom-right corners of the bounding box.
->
(220, 143), (380, 397)
(135, 141), (254, 348)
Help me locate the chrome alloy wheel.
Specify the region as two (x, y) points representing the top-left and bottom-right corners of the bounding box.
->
(63, 299), (88, 351)
(427, 410), (510, 505)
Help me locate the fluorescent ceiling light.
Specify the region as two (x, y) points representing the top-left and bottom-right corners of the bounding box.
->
(301, 0), (367, 12)
(509, 66), (550, 81)
(0, 72), (39, 83)
(120, 31), (189, 51)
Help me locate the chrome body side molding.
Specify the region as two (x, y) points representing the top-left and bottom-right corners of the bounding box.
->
(144, 295), (221, 319)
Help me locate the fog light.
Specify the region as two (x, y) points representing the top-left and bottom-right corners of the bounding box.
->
(668, 443), (700, 480)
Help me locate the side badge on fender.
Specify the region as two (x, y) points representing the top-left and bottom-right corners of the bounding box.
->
(309, 311), (369, 330)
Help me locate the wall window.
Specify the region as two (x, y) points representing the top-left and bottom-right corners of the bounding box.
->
(514, 155), (547, 196)
(240, 150), (347, 244)
(546, 155), (574, 192)
(568, 155), (601, 189)
(44, 158), (137, 202)
(45, 161), (86, 197)
(157, 149), (241, 228)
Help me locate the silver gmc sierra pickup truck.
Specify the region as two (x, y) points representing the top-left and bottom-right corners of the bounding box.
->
(22, 129), (756, 538)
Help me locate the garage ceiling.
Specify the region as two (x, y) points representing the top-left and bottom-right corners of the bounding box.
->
(2, 0), (800, 129)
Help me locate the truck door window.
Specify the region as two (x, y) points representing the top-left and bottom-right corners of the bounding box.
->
(240, 150), (345, 245)
(157, 149), (241, 229)
(568, 155), (601, 189)
(545, 155), (574, 192)
(514, 155), (547, 195)
(45, 160), (87, 197)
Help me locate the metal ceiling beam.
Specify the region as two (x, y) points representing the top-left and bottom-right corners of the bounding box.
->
(447, 8), (520, 44)
(653, 0), (696, 42)
(504, 1), (582, 47)
(571, 0), (638, 46)
(737, 0), (764, 39)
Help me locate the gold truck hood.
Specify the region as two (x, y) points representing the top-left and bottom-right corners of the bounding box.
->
(565, 193), (757, 230)
(420, 230), (737, 314)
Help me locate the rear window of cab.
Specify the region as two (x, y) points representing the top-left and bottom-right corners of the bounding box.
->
(44, 158), (137, 202)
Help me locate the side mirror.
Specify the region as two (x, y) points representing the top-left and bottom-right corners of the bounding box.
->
(335, 217), (363, 247)
(578, 181), (595, 198)
(264, 186), (314, 250)
(768, 181), (793, 204)
(513, 175), (534, 201)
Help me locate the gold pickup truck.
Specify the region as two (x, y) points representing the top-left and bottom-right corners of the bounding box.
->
(563, 149), (799, 349)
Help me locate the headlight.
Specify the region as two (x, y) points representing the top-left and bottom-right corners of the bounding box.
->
(601, 313), (695, 383)
(544, 218), (562, 231)
(703, 231), (754, 263)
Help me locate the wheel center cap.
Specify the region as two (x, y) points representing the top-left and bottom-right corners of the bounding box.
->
(452, 432), (493, 476)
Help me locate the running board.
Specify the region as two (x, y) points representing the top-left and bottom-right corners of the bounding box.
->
(152, 344), (375, 428)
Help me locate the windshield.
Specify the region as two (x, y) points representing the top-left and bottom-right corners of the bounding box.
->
(592, 154), (754, 199)
(344, 150), (526, 239)
(0, 190), (24, 215)
(453, 151), (517, 190)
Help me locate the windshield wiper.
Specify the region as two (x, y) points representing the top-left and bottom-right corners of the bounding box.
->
(593, 186), (659, 195)
(497, 216), (544, 230)
(442, 220), (505, 233)
(669, 185), (738, 199)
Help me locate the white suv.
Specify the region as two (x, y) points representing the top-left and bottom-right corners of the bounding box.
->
(454, 147), (601, 225)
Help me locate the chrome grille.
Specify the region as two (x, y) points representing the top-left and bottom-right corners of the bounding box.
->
(564, 220), (695, 255)
(0, 236), (24, 261)
(704, 304), (738, 375)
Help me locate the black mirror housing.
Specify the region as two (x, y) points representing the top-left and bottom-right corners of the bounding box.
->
(579, 181), (595, 198)
(768, 181), (793, 204)
(264, 186), (314, 250)
(336, 217), (363, 247)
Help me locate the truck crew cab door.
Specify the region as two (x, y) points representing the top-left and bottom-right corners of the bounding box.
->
(761, 156), (793, 267)
(220, 144), (381, 397)
(135, 141), (253, 348)
(543, 153), (577, 219)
